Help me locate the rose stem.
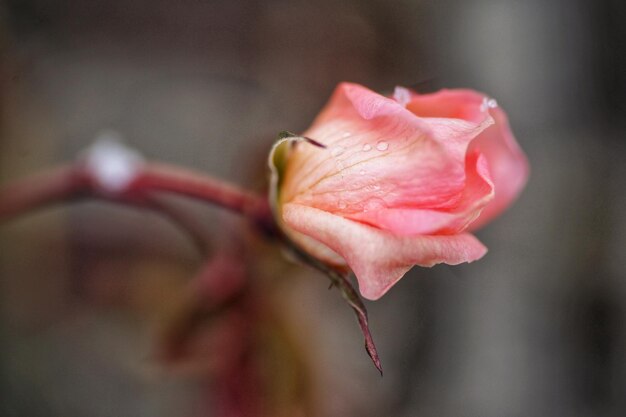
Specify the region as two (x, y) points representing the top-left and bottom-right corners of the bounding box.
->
(0, 162), (273, 416)
(134, 163), (276, 235)
(0, 163), (275, 236)
(0, 166), (90, 221)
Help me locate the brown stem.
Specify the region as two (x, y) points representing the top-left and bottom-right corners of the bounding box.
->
(134, 163), (276, 235)
(0, 166), (89, 221)
(0, 160), (278, 416)
(142, 195), (212, 256)
(0, 163), (275, 236)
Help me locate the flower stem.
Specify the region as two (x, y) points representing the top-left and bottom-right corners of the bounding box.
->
(133, 163), (275, 234)
(0, 162), (275, 236)
(0, 166), (89, 221)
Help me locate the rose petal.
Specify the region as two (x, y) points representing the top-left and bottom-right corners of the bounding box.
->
(282, 83), (494, 236)
(271, 83), (528, 300)
(346, 150), (494, 235)
(406, 88), (487, 123)
(283, 203), (487, 300)
(406, 88), (529, 230)
(467, 106), (529, 229)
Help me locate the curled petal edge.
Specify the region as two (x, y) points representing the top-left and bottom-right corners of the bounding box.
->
(282, 203), (488, 300)
(467, 106), (530, 230)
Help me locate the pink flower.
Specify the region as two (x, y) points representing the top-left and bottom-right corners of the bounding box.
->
(270, 83), (529, 300)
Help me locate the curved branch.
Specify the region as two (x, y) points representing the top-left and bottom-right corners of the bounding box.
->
(0, 166), (89, 221)
(134, 163), (276, 234)
(0, 163), (275, 236)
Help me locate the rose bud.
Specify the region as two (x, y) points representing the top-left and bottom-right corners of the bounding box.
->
(270, 83), (529, 300)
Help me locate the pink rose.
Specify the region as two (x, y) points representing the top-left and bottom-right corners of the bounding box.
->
(270, 83), (529, 300)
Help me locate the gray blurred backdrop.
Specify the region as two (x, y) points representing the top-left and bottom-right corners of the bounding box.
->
(1, 0), (625, 416)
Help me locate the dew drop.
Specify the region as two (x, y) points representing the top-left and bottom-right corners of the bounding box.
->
(331, 146), (345, 157)
(364, 197), (386, 211)
(393, 86), (412, 106)
(362, 144), (372, 152)
(481, 97), (498, 112)
(376, 141), (389, 151)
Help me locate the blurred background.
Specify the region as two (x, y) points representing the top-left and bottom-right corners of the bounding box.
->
(1, 0), (625, 416)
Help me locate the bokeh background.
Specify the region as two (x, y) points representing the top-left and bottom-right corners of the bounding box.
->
(1, 0), (625, 416)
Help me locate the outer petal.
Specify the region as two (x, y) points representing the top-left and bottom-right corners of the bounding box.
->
(467, 106), (529, 229)
(405, 89), (529, 230)
(347, 150), (494, 234)
(405, 88), (488, 123)
(283, 203), (487, 300)
(281, 83), (494, 235)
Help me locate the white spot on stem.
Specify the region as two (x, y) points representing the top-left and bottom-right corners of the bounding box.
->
(83, 131), (144, 193)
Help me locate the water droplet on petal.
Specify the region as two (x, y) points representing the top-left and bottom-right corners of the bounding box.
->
(362, 144), (372, 152)
(364, 197), (386, 211)
(481, 96), (498, 112)
(331, 146), (345, 157)
(393, 86), (412, 106)
(376, 141), (389, 151)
